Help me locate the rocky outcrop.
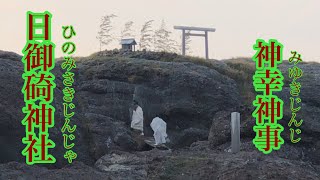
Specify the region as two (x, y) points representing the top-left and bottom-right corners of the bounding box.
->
(208, 60), (320, 164)
(94, 151), (149, 180)
(0, 50), (240, 166)
(1, 50), (319, 179)
(0, 161), (110, 180)
(74, 54), (241, 161)
(208, 111), (231, 147)
(2, 146), (319, 180)
(77, 56), (240, 130)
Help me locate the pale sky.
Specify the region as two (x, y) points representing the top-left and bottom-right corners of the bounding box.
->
(1, 0), (319, 61)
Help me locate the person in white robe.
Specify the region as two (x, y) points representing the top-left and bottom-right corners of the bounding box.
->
(150, 116), (168, 145)
(130, 100), (144, 135)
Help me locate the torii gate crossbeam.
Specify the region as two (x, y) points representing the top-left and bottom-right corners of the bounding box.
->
(174, 26), (216, 59)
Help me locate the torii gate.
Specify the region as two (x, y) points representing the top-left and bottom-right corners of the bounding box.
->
(174, 26), (216, 59)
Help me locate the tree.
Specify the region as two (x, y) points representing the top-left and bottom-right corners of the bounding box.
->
(121, 21), (134, 39)
(139, 20), (154, 51)
(96, 14), (117, 51)
(153, 20), (178, 53)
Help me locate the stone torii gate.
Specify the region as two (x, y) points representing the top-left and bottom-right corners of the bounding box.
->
(174, 26), (216, 59)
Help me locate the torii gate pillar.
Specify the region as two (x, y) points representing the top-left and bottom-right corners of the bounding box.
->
(174, 26), (216, 59)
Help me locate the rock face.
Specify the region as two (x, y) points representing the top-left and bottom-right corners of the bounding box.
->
(0, 161), (110, 180)
(0, 51), (25, 164)
(74, 54), (241, 163)
(77, 57), (240, 130)
(0, 50), (73, 167)
(277, 62), (320, 164)
(208, 111), (231, 147)
(208, 107), (255, 148)
(0, 50), (240, 166)
(1, 147), (319, 180)
(278, 62), (320, 141)
(208, 60), (320, 164)
(94, 151), (149, 180)
(1, 50), (319, 179)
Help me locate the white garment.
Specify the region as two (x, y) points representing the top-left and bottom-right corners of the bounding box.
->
(131, 106), (144, 132)
(150, 117), (167, 145)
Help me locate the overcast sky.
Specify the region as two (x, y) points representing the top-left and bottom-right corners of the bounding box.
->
(1, 0), (319, 61)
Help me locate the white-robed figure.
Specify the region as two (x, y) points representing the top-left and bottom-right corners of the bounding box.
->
(130, 100), (144, 135)
(150, 116), (168, 145)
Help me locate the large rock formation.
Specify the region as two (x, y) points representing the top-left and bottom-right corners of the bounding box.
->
(0, 50), (27, 163)
(1, 50), (319, 179)
(1, 147), (319, 179)
(208, 59), (320, 164)
(0, 50), (240, 166)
